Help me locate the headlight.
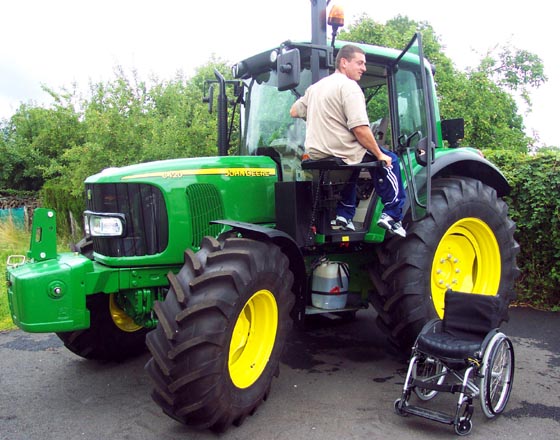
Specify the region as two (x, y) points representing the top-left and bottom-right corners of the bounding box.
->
(84, 211), (126, 237)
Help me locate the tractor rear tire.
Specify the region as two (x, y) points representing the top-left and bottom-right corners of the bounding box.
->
(374, 177), (519, 349)
(145, 236), (294, 432)
(56, 293), (148, 361)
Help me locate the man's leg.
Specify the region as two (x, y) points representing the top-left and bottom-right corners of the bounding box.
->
(365, 149), (405, 220)
(335, 169), (360, 225)
(363, 149), (407, 237)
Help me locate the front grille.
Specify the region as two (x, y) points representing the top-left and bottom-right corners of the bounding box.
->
(86, 183), (168, 257)
(186, 183), (225, 248)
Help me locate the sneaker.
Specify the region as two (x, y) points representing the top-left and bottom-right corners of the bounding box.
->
(344, 219), (356, 232)
(377, 213), (406, 237)
(331, 215), (346, 230)
(377, 212), (394, 231)
(391, 220), (406, 238)
(331, 215), (355, 232)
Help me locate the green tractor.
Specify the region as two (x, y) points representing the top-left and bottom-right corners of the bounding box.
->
(6, 0), (518, 433)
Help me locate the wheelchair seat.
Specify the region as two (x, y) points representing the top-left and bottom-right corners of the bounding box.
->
(416, 332), (488, 361)
(394, 290), (514, 436)
(416, 292), (502, 361)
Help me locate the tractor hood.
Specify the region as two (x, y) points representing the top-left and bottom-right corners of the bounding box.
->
(83, 155), (279, 266)
(85, 155), (278, 184)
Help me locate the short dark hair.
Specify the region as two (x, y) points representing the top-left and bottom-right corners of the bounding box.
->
(335, 44), (365, 69)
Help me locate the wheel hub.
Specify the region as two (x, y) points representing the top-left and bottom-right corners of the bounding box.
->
(431, 218), (501, 318)
(229, 289), (278, 389)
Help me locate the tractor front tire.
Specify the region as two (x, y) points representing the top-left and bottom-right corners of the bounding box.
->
(56, 293), (148, 361)
(145, 236), (294, 432)
(374, 177), (519, 349)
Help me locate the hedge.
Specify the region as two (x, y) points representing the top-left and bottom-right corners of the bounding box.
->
(484, 149), (560, 309)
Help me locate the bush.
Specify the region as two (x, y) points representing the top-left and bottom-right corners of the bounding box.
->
(484, 149), (560, 309)
(41, 180), (85, 240)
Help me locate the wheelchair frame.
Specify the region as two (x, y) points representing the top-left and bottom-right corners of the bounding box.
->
(394, 291), (515, 436)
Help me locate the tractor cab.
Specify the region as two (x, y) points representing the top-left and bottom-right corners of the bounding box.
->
(206, 27), (441, 246)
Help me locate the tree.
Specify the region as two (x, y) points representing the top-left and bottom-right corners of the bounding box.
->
(45, 59), (231, 197)
(476, 45), (547, 112)
(339, 14), (545, 152)
(0, 88), (83, 191)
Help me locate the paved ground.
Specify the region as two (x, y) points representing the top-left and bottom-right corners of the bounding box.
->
(0, 307), (558, 440)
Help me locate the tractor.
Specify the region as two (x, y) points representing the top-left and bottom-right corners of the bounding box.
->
(5, 0), (518, 432)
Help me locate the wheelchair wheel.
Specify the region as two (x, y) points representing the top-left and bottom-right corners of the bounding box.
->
(480, 333), (514, 418)
(412, 356), (447, 401)
(393, 398), (408, 417)
(455, 418), (473, 436)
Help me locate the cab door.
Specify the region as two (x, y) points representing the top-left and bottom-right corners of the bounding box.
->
(388, 33), (436, 221)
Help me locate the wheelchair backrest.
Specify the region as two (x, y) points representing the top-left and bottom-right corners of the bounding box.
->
(442, 290), (502, 339)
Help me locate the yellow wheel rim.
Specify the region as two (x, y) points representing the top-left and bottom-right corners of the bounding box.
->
(229, 289), (278, 389)
(431, 218), (501, 318)
(109, 294), (143, 332)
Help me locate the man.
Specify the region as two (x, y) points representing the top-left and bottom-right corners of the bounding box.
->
(290, 44), (406, 237)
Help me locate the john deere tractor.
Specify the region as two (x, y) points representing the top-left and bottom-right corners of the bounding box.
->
(5, 0), (518, 432)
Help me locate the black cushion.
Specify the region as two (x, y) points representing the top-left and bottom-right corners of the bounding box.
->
(417, 331), (483, 360)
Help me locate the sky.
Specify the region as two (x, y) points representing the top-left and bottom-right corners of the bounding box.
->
(1, 0), (557, 146)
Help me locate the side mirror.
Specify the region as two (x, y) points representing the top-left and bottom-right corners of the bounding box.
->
(277, 48), (301, 91)
(202, 83), (214, 113)
(441, 118), (464, 148)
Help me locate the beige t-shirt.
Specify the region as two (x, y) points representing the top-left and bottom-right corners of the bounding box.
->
(292, 72), (369, 164)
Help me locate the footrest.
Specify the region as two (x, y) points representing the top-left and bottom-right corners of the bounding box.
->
(401, 404), (455, 425)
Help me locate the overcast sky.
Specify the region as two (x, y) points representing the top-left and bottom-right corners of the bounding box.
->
(1, 0), (556, 146)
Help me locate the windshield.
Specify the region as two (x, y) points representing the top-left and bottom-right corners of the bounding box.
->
(240, 69), (311, 180)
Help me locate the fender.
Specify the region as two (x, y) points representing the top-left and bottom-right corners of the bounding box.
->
(431, 150), (511, 197)
(211, 220), (307, 320)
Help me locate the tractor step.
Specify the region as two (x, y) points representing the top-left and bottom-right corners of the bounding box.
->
(321, 228), (366, 243)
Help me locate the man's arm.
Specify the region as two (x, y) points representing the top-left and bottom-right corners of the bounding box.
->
(290, 99), (306, 119)
(289, 103), (299, 118)
(352, 125), (392, 167)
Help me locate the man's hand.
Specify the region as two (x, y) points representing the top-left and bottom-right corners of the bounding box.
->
(378, 152), (392, 168)
(352, 125), (392, 167)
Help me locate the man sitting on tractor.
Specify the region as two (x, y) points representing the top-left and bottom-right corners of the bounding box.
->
(290, 44), (406, 237)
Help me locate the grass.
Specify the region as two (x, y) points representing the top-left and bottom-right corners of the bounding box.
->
(0, 216), (29, 331)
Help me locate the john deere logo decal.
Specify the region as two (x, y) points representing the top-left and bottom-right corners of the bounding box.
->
(121, 168), (277, 180)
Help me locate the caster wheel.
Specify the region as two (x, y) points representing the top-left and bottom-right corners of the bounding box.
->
(455, 418), (472, 436)
(394, 399), (407, 417)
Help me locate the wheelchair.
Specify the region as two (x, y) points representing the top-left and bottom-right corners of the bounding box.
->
(394, 290), (515, 435)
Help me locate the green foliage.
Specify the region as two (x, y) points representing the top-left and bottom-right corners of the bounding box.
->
(41, 180), (86, 239)
(0, 91), (83, 190)
(340, 14), (541, 153)
(484, 149), (560, 308)
(0, 59), (230, 197)
(477, 46), (547, 111)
